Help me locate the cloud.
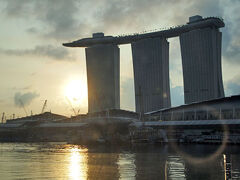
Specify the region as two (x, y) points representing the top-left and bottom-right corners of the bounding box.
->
(220, 0), (240, 64)
(97, 0), (187, 34)
(4, 0), (236, 67)
(2, 0), (31, 17)
(171, 86), (184, 107)
(2, 0), (240, 54)
(12, 86), (32, 91)
(0, 0), (224, 39)
(226, 82), (240, 96)
(225, 74), (240, 96)
(120, 77), (135, 111)
(96, 0), (225, 35)
(2, 0), (92, 40)
(0, 45), (73, 61)
(35, 0), (83, 40)
(14, 91), (39, 107)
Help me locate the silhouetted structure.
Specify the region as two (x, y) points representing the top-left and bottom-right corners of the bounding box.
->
(85, 34), (120, 112)
(180, 15), (224, 104)
(131, 38), (171, 113)
(63, 16), (224, 47)
(63, 15), (225, 113)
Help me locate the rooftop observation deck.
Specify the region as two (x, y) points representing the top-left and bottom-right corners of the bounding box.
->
(63, 16), (224, 48)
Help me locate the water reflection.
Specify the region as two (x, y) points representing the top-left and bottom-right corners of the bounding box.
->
(166, 156), (186, 179)
(117, 153), (136, 179)
(68, 147), (88, 180)
(231, 154), (240, 180)
(87, 151), (119, 179)
(1, 143), (240, 179)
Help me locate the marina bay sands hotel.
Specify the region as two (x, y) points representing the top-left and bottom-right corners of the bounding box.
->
(63, 15), (225, 113)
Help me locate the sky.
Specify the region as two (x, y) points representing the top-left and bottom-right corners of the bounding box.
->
(0, 0), (240, 119)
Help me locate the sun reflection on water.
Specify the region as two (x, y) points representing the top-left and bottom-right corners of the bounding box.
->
(68, 146), (88, 180)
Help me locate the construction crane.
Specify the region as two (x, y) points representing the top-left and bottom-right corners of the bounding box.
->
(41, 100), (47, 114)
(66, 97), (78, 116)
(2, 112), (5, 123)
(19, 99), (28, 116)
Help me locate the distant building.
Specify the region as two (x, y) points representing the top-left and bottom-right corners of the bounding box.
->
(180, 15), (225, 104)
(85, 36), (120, 112)
(63, 16), (225, 113)
(59, 109), (139, 123)
(146, 95), (240, 121)
(6, 112), (67, 125)
(131, 37), (171, 113)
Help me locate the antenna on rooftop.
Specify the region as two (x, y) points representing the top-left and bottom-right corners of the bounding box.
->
(66, 97), (77, 116)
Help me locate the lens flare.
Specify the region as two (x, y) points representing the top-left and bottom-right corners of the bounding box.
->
(64, 79), (87, 106)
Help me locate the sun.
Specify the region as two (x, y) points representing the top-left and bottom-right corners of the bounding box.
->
(64, 79), (88, 106)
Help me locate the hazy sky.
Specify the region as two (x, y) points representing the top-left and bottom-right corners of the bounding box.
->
(0, 0), (240, 118)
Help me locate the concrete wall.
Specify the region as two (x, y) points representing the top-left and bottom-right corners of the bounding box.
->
(180, 27), (224, 104)
(131, 37), (171, 113)
(85, 44), (120, 113)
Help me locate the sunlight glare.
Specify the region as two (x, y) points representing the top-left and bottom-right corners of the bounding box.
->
(64, 79), (88, 106)
(69, 147), (88, 180)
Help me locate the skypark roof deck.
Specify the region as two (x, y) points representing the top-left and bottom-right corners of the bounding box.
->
(63, 17), (224, 47)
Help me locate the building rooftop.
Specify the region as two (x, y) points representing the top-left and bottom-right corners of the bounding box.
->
(63, 16), (224, 47)
(131, 119), (240, 128)
(6, 112), (67, 124)
(145, 95), (240, 115)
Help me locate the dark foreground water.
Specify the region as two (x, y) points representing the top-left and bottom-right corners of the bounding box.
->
(0, 143), (240, 180)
